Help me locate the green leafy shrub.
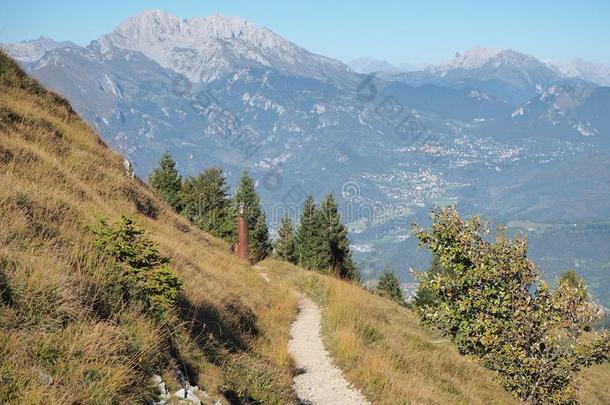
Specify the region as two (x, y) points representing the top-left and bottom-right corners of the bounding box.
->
(91, 216), (182, 318)
(414, 207), (610, 404)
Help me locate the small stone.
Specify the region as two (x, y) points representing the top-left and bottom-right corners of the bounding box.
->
(37, 370), (53, 385)
(174, 389), (202, 405)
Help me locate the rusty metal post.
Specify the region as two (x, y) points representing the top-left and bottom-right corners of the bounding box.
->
(236, 203), (249, 261)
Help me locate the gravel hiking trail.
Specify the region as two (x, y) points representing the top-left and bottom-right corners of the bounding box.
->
(288, 293), (370, 405)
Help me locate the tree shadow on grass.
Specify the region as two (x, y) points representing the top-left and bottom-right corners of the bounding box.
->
(176, 295), (259, 364)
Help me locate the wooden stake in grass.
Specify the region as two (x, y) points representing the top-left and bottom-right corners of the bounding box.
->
(236, 202), (249, 262)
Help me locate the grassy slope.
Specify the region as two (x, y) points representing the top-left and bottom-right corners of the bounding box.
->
(264, 260), (610, 405)
(265, 260), (517, 404)
(1, 51), (608, 404)
(0, 52), (297, 404)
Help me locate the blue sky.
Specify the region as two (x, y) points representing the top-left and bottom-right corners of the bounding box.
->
(1, 0), (609, 65)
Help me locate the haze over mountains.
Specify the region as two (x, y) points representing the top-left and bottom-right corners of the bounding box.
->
(349, 48), (610, 86)
(3, 9), (610, 306)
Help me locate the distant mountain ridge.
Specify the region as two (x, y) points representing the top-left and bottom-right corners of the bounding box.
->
(349, 47), (610, 89)
(1, 36), (79, 63)
(2, 10), (610, 308)
(549, 58), (610, 86)
(348, 57), (421, 74)
(94, 9), (353, 85)
(369, 48), (595, 105)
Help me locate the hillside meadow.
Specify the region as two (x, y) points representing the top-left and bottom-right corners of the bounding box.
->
(1, 50), (609, 404)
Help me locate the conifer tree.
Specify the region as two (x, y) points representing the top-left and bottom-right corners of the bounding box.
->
(319, 193), (359, 281)
(233, 170), (271, 262)
(274, 214), (296, 263)
(180, 167), (235, 242)
(295, 194), (328, 270)
(250, 211), (272, 262)
(376, 269), (404, 304)
(148, 152), (182, 211)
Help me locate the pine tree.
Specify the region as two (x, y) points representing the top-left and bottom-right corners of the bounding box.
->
(180, 167), (235, 242)
(91, 216), (182, 317)
(233, 170), (270, 262)
(274, 214), (296, 263)
(148, 152), (182, 211)
(319, 193), (360, 281)
(376, 269), (404, 304)
(295, 194), (328, 270)
(250, 211), (272, 262)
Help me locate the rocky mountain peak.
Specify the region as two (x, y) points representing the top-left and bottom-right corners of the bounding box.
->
(432, 47), (552, 73)
(435, 47), (504, 71)
(108, 9), (271, 48)
(0, 36), (78, 63)
(547, 58), (610, 86)
(92, 9), (349, 84)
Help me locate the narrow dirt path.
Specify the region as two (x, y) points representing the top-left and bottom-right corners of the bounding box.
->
(288, 293), (370, 405)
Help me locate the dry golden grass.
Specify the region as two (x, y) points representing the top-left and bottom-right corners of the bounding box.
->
(265, 260), (518, 404)
(0, 51), (297, 404)
(575, 362), (610, 404)
(264, 259), (610, 405)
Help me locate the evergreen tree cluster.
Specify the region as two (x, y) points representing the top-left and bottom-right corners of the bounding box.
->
(148, 153), (358, 278)
(147, 153), (270, 262)
(180, 167), (234, 241)
(274, 194), (359, 281)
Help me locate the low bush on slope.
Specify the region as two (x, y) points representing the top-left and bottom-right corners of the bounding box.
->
(90, 216), (182, 318)
(0, 50), (297, 404)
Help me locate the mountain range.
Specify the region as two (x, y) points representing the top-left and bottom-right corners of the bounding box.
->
(349, 47), (610, 86)
(3, 9), (610, 306)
